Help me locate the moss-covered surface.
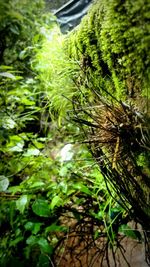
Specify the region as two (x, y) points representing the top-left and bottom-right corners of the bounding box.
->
(64, 0), (150, 239)
(65, 0), (150, 109)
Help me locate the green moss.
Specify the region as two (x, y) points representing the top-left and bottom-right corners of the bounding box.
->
(64, 0), (150, 223)
(65, 0), (150, 103)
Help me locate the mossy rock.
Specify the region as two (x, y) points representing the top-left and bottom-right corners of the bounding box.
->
(64, 0), (150, 236)
(65, 0), (150, 110)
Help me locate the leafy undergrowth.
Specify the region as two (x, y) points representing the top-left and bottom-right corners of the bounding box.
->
(0, 0), (144, 266)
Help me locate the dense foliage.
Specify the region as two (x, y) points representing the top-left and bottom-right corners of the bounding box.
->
(64, 0), (150, 226)
(0, 0), (148, 266)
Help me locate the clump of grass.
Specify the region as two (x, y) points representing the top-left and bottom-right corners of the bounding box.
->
(33, 25), (79, 124)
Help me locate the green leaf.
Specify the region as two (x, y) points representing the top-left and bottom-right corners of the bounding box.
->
(32, 199), (50, 217)
(38, 238), (53, 254)
(2, 118), (17, 130)
(50, 195), (62, 210)
(45, 223), (67, 234)
(10, 236), (24, 247)
(26, 235), (37, 245)
(5, 135), (24, 151)
(73, 183), (92, 195)
(38, 254), (50, 267)
(21, 98), (35, 106)
(16, 195), (28, 214)
(25, 222), (34, 231)
(32, 223), (43, 235)
(25, 221), (43, 234)
(0, 72), (16, 79)
(19, 50), (27, 60)
(8, 185), (22, 194)
(0, 65), (13, 70)
(59, 166), (68, 177)
(30, 181), (45, 188)
(94, 230), (100, 240)
(59, 181), (68, 193)
(32, 140), (45, 149)
(0, 176), (9, 191)
(24, 148), (40, 156)
(8, 140), (24, 152)
(119, 224), (141, 240)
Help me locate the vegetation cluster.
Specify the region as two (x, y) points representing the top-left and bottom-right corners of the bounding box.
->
(64, 0), (150, 227)
(0, 0), (149, 266)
